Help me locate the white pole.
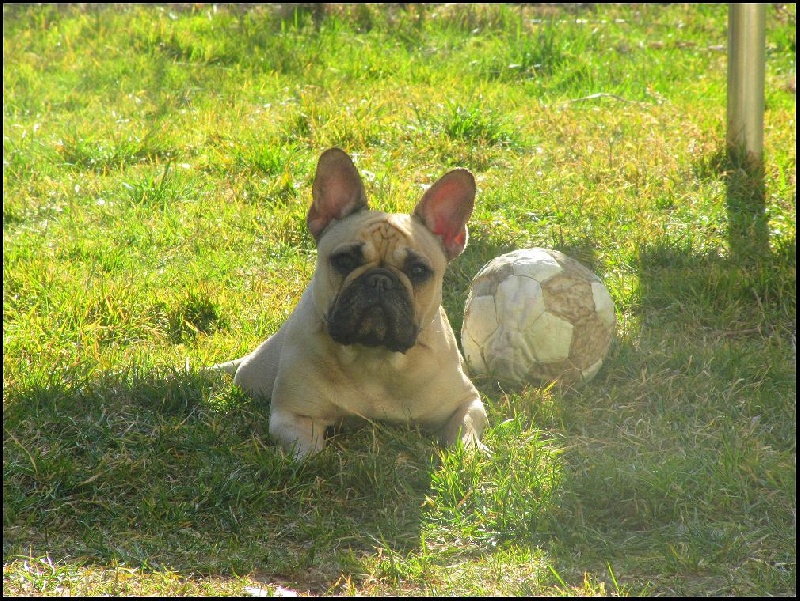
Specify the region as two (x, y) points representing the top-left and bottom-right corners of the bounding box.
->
(727, 4), (766, 161)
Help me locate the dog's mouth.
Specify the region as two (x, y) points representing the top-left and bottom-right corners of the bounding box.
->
(326, 268), (419, 353)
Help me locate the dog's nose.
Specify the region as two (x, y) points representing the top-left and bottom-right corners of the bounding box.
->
(364, 270), (395, 292)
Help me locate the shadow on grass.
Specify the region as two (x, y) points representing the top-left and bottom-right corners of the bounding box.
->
(638, 145), (795, 339)
(2, 366), (432, 588)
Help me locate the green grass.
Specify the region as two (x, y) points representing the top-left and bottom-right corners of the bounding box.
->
(3, 3), (795, 596)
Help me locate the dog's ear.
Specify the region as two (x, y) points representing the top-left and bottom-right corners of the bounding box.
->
(414, 169), (475, 260)
(307, 148), (368, 242)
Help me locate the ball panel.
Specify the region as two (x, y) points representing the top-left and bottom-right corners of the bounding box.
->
(540, 273), (596, 323)
(547, 250), (601, 283)
(462, 333), (488, 375)
(525, 358), (582, 383)
(470, 261), (513, 297)
(494, 274), (545, 332)
(487, 330), (536, 383)
(591, 282), (616, 328)
(569, 312), (613, 371)
(463, 294), (499, 345)
(528, 312), (573, 362)
(580, 358), (604, 382)
(508, 248), (563, 282)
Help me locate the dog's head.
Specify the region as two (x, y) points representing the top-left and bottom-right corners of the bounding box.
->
(306, 148), (475, 353)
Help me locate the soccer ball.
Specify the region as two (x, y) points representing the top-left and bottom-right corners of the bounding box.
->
(461, 248), (616, 385)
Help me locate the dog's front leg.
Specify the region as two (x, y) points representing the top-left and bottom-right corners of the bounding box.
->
(269, 407), (329, 459)
(441, 396), (490, 454)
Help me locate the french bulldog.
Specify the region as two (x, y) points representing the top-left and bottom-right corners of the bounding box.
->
(214, 148), (488, 458)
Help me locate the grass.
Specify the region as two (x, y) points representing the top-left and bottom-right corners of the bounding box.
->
(3, 3), (796, 596)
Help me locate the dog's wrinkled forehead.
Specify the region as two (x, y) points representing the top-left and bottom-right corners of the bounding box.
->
(347, 213), (439, 265)
(359, 218), (408, 262)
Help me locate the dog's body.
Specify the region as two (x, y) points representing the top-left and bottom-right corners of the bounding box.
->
(217, 148), (487, 458)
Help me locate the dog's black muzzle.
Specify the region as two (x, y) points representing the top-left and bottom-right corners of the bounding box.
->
(326, 268), (419, 352)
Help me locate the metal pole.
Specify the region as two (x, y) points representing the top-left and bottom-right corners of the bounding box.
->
(727, 4), (766, 161)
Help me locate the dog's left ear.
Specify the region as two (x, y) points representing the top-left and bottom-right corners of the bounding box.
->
(307, 148), (368, 242)
(414, 169), (475, 260)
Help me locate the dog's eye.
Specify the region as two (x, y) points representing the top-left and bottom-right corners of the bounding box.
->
(330, 251), (362, 275)
(405, 260), (432, 284)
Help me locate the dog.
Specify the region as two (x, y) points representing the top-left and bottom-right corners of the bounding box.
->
(214, 148), (488, 458)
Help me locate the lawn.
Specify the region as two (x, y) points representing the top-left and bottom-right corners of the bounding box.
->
(3, 3), (796, 596)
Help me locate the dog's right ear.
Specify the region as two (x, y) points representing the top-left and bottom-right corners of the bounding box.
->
(307, 148), (368, 242)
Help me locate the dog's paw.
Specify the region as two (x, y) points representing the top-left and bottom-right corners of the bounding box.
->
(206, 359), (242, 376)
(461, 432), (493, 457)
